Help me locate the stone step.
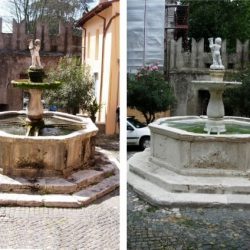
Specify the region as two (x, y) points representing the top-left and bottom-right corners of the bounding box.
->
(73, 174), (120, 206)
(0, 174), (119, 208)
(128, 171), (250, 208)
(129, 152), (250, 195)
(0, 165), (116, 195)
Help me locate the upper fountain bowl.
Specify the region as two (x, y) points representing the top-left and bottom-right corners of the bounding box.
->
(11, 79), (61, 90)
(192, 79), (241, 90)
(12, 66), (59, 89)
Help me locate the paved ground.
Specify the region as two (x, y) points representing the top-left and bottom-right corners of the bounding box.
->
(0, 133), (120, 249)
(96, 133), (119, 161)
(0, 190), (119, 249)
(127, 150), (250, 250)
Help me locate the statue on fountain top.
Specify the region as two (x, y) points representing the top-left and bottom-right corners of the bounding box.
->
(29, 39), (43, 69)
(208, 37), (225, 70)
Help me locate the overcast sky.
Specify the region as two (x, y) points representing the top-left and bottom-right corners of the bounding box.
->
(0, 0), (99, 33)
(0, 0), (11, 17)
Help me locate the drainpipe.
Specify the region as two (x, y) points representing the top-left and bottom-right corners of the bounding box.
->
(82, 27), (87, 62)
(96, 14), (106, 122)
(96, 12), (119, 121)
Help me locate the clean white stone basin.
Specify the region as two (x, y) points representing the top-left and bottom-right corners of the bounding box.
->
(149, 116), (250, 177)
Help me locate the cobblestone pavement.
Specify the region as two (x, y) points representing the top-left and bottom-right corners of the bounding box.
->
(0, 134), (120, 249)
(128, 187), (250, 249)
(96, 132), (119, 161)
(0, 189), (119, 249)
(127, 151), (250, 250)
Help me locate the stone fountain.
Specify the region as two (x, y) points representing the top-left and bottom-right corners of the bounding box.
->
(128, 37), (250, 207)
(0, 39), (118, 207)
(192, 37), (241, 134)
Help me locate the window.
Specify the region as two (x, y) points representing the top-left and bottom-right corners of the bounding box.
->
(95, 29), (99, 60)
(94, 72), (99, 98)
(87, 32), (91, 58)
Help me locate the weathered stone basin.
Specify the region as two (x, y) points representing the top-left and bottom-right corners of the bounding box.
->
(149, 116), (250, 177)
(0, 110), (98, 178)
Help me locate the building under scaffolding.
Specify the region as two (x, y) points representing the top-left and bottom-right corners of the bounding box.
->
(165, 2), (189, 77)
(127, 0), (165, 73)
(127, 0), (189, 73)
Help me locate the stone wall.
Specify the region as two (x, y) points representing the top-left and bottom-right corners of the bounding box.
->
(168, 37), (249, 71)
(168, 37), (249, 116)
(127, 108), (170, 124)
(0, 19), (81, 111)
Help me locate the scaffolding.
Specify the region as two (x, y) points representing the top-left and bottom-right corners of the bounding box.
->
(127, 0), (165, 73)
(165, 3), (189, 78)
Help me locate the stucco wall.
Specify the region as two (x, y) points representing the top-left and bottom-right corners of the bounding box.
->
(82, 2), (120, 135)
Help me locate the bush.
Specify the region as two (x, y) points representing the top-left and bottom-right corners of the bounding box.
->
(44, 57), (94, 115)
(127, 65), (175, 124)
(224, 66), (250, 117)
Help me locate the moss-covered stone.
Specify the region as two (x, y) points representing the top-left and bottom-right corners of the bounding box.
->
(11, 79), (61, 90)
(28, 68), (45, 82)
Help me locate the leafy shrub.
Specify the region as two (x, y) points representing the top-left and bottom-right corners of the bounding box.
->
(44, 57), (94, 115)
(127, 64), (175, 124)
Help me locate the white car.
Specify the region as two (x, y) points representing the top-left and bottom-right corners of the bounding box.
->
(127, 117), (150, 149)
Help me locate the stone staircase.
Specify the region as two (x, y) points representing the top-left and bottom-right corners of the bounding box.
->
(0, 149), (119, 208)
(128, 149), (250, 207)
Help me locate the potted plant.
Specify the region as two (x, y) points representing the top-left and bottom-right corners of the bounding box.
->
(87, 98), (102, 123)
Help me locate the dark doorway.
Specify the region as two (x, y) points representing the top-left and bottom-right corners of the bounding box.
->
(0, 104), (9, 111)
(198, 90), (209, 115)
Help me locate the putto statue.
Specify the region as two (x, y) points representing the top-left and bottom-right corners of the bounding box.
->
(208, 37), (225, 70)
(29, 39), (42, 68)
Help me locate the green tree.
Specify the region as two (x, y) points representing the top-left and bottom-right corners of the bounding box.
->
(44, 57), (94, 115)
(182, 0), (250, 50)
(127, 65), (175, 124)
(224, 67), (250, 117)
(180, 0), (250, 117)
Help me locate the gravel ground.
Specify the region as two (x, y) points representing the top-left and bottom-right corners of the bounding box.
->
(128, 184), (250, 250)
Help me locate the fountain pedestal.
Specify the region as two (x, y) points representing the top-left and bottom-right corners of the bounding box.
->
(205, 85), (226, 133)
(27, 89), (43, 122)
(192, 70), (241, 134)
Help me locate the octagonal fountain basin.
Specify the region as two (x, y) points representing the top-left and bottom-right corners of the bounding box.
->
(0, 111), (98, 178)
(149, 116), (250, 177)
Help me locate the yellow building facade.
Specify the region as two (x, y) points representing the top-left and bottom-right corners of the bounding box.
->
(77, 0), (120, 135)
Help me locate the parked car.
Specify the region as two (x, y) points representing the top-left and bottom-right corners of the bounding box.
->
(127, 117), (150, 149)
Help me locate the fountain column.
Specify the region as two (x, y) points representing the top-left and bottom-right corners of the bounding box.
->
(27, 89), (44, 122)
(207, 88), (224, 118)
(204, 70), (226, 133)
